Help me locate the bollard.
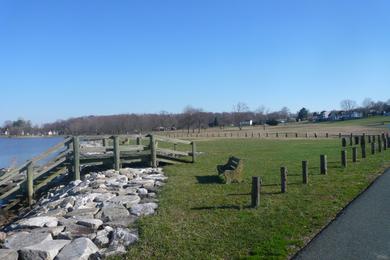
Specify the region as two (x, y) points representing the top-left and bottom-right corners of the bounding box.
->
(371, 142), (376, 155)
(361, 144), (366, 159)
(251, 177), (261, 208)
(302, 161), (308, 184)
(280, 167), (287, 193)
(352, 147), (358, 162)
(341, 150), (347, 167)
(320, 155), (327, 175)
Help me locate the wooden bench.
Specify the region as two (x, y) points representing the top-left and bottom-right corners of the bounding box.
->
(217, 156), (243, 184)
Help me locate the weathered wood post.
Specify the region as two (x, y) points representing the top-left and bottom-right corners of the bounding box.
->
(191, 141), (196, 163)
(352, 147), (358, 163)
(103, 138), (108, 147)
(373, 135), (376, 143)
(371, 142), (376, 155)
(361, 144), (366, 159)
(342, 138), (347, 147)
(113, 135), (121, 171)
(378, 138), (382, 153)
(150, 135), (157, 168)
(27, 161), (34, 207)
(266, 133), (269, 138)
(320, 155), (327, 175)
(285, 133), (288, 138)
(349, 134), (353, 146)
(296, 133), (298, 138)
(314, 133), (317, 138)
(136, 136), (142, 145)
(368, 135), (372, 143)
(341, 150), (347, 168)
(173, 143), (177, 151)
(73, 136), (80, 181)
(339, 133), (342, 138)
(326, 133), (329, 138)
(354, 136), (359, 145)
(387, 133), (390, 148)
(276, 133), (279, 138)
(280, 167), (287, 193)
(251, 176), (260, 208)
(306, 133), (308, 138)
(302, 160), (308, 184)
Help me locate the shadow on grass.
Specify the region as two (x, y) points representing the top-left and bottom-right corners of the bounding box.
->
(196, 175), (222, 184)
(227, 192), (250, 196)
(191, 205), (241, 211)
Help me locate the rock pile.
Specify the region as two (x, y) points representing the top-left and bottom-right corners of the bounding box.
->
(0, 167), (167, 259)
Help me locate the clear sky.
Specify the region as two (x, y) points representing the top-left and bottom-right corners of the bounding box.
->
(1, 0), (390, 125)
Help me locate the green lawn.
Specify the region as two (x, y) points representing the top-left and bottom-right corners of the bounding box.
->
(119, 138), (390, 259)
(319, 116), (390, 127)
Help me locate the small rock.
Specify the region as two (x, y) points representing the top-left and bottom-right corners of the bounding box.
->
(137, 188), (148, 195)
(97, 203), (130, 222)
(65, 208), (99, 219)
(30, 226), (65, 237)
(130, 203), (158, 217)
(56, 237), (99, 260)
(0, 249), (18, 260)
(77, 219), (103, 230)
(19, 239), (70, 260)
(93, 229), (110, 247)
(0, 231), (7, 242)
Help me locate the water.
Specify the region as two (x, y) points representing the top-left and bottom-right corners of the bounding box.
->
(0, 137), (64, 169)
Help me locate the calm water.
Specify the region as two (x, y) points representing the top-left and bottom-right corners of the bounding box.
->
(0, 137), (64, 169)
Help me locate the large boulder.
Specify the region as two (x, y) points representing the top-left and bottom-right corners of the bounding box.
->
(0, 249), (18, 260)
(96, 203), (130, 222)
(3, 232), (52, 250)
(77, 219), (103, 230)
(56, 237), (99, 260)
(18, 239), (70, 260)
(17, 216), (58, 228)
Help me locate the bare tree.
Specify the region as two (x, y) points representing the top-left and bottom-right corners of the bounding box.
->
(340, 99), (357, 111)
(233, 102), (250, 130)
(362, 98), (374, 109)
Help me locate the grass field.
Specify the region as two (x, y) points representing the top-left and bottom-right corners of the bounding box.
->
(116, 137), (390, 259)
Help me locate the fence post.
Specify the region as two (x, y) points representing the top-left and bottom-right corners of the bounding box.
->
(281, 167), (287, 193)
(352, 147), (358, 163)
(296, 133), (298, 138)
(136, 136), (141, 145)
(354, 136), (359, 145)
(378, 138), (382, 153)
(113, 136), (121, 170)
(73, 136), (80, 181)
(27, 161), (34, 207)
(251, 176), (260, 208)
(150, 135), (157, 168)
(349, 134), (353, 146)
(371, 142), (376, 155)
(191, 141), (196, 163)
(173, 143), (177, 151)
(341, 150), (347, 168)
(306, 133), (308, 138)
(361, 144), (366, 159)
(103, 138), (108, 147)
(326, 133), (329, 138)
(342, 138), (347, 147)
(302, 160), (308, 184)
(320, 155), (327, 175)
(339, 133), (342, 138)
(368, 135), (372, 143)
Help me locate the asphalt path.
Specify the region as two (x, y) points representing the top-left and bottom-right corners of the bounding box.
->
(294, 169), (390, 260)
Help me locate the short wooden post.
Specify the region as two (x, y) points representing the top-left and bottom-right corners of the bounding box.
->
(384, 137), (387, 150)
(266, 133), (269, 138)
(342, 138), (347, 147)
(285, 133), (288, 138)
(378, 139), (382, 153)
(150, 135), (157, 167)
(320, 155), (327, 175)
(361, 144), (366, 159)
(371, 142), (376, 155)
(280, 167), (287, 193)
(306, 133), (308, 138)
(191, 141), (196, 163)
(73, 136), (80, 181)
(352, 147), (358, 163)
(173, 143), (177, 151)
(27, 161), (34, 207)
(373, 135), (376, 143)
(295, 133), (298, 138)
(103, 138), (108, 147)
(368, 135), (372, 143)
(326, 133), (329, 138)
(314, 133), (317, 138)
(339, 133), (342, 138)
(341, 150), (347, 167)
(251, 176), (260, 208)
(302, 160), (308, 184)
(349, 135), (353, 146)
(276, 133), (279, 138)
(136, 136), (141, 145)
(354, 136), (359, 145)
(387, 133), (390, 147)
(113, 135), (121, 170)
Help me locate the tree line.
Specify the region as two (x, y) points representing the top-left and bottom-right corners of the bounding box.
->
(1, 98), (389, 136)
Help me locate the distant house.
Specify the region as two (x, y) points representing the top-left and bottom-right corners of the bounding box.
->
(344, 111), (363, 119)
(329, 111), (342, 121)
(239, 120), (253, 127)
(319, 111), (331, 121)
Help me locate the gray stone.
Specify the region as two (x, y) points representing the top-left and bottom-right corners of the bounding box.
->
(93, 229), (110, 247)
(97, 203), (130, 222)
(77, 219), (103, 230)
(31, 226), (65, 237)
(137, 188), (148, 195)
(56, 237), (99, 260)
(108, 228), (138, 252)
(19, 239), (70, 260)
(39, 208), (67, 217)
(65, 208), (99, 219)
(0, 249), (18, 260)
(104, 215), (137, 228)
(17, 216), (58, 228)
(93, 193), (115, 203)
(130, 203), (158, 217)
(0, 231), (6, 242)
(58, 218), (96, 240)
(130, 179), (155, 187)
(108, 195), (141, 208)
(4, 232), (52, 250)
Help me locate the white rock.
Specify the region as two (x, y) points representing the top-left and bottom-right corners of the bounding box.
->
(130, 203), (158, 216)
(137, 188), (148, 195)
(18, 216), (58, 228)
(56, 237), (99, 260)
(4, 232), (53, 250)
(19, 239), (70, 260)
(0, 249), (18, 260)
(77, 219), (103, 230)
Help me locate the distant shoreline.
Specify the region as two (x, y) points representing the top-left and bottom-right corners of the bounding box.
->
(0, 135), (65, 139)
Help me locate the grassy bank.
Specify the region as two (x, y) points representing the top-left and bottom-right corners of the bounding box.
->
(121, 138), (390, 259)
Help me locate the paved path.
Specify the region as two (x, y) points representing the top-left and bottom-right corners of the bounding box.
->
(294, 169), (390, 260)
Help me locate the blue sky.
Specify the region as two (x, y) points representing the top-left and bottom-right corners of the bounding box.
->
(1, 0), (390, 124)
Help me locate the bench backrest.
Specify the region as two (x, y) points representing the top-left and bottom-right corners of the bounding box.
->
(227, 156), (241, 168)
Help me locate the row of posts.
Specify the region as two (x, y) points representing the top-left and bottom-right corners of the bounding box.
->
(251, 132), (390, 208)
(170, 132), (336, 139)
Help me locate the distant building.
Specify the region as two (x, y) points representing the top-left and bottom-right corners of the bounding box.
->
(239, 120), (253, 127)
